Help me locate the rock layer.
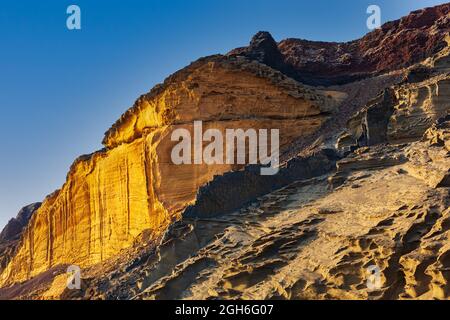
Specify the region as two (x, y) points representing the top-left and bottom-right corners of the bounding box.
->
(405, 117), (450, 188)
(44, 131), (449, 300)
(0, 203), (41, 274)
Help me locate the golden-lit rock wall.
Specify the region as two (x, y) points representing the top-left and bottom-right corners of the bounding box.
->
(0, 56), (337, 285)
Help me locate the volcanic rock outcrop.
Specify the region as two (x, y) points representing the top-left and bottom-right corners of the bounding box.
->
(229, 4), (449, 85)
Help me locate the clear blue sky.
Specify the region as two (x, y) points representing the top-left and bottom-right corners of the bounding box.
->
(0, 0), (447, 229)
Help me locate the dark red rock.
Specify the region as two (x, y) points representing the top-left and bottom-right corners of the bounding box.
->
(228, 3), (450, 85)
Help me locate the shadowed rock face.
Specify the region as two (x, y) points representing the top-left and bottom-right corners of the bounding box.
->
(342, 73), (450, 148)
(0, 203), (41, 243)
(229, 3), (450, 85)
(1, 3), (449, 300)
(388, 74), (450, 143)
(240, 32), (286, 73)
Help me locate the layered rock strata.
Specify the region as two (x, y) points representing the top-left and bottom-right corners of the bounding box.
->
(0, 203), (41, 274)
(388, 74), (450, 142)
(0, 56), (337, 286)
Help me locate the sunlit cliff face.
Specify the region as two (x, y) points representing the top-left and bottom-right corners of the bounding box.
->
(0, 56), (339, 285)
(1, 3), (448, 299)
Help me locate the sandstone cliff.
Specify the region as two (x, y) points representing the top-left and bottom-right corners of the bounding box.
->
(0, 56), (338, 286)
(0, 3), (449, 300)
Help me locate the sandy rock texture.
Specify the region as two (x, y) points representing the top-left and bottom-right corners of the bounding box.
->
(0, 3), (449, 300)
(229, 4), (449, 85)
(67, 120), (448, 301)
(0, 56), (336, 287)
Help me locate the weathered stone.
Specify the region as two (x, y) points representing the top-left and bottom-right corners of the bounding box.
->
(346, 89), (396, 147)
(0, 203), (41, 274)
(229, 4), (450, 85)
(388, 75), (450, 142)
(0, 203), (41, 243)
(0, 56), (338, 286)
(184, 149), (336, 218)
(1, 3), (450, 300)
(336, 145), (407, 173)
(405, 118), (450, 188)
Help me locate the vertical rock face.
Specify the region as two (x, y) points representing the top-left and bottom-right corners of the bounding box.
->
(0, 56), (337, 286)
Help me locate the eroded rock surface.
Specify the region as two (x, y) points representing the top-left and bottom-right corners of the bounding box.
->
(0, 3), (449, 300)
(405, 117), (450, 188)
(0, 56), (337, 287)
(47, 134), (449, 300)
(0, 203), (41, 274)
(229, 4), (450, 85)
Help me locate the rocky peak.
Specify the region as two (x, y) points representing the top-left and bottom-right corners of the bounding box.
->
(229, 3), (450, 85)
(229, 31), (287, 76)
(249, 31), (276, 50)
(0, 203), (41, 243)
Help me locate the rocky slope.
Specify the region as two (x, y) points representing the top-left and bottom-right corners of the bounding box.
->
(131, 125), (449, 300)
(0, 3), (449, 300)
(21, 118), (447, 301)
